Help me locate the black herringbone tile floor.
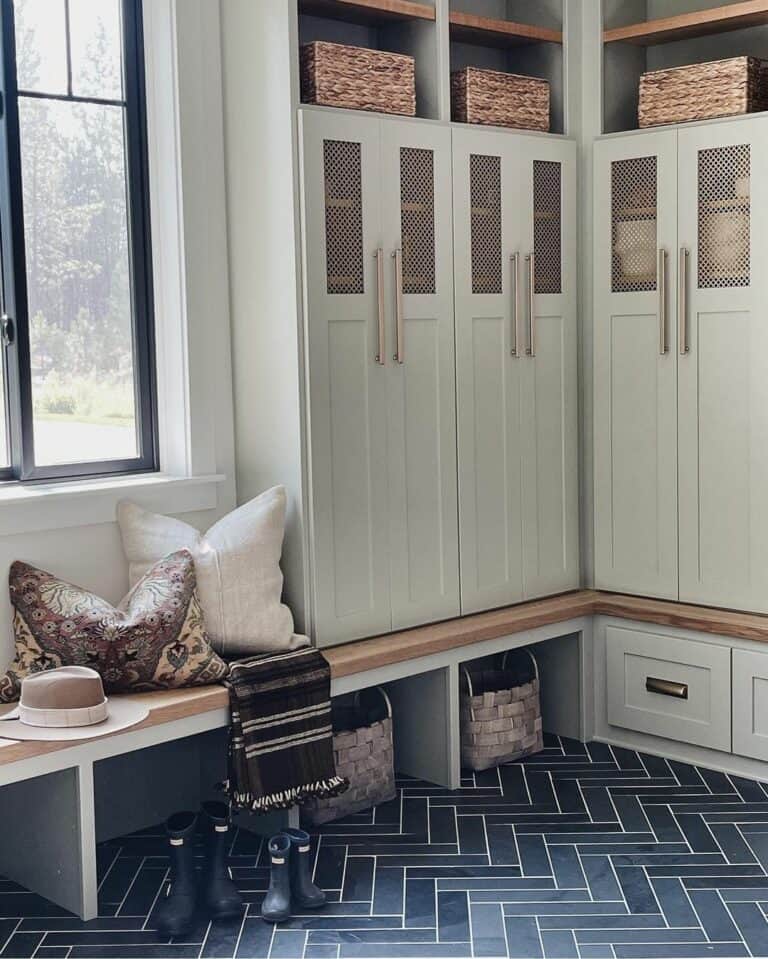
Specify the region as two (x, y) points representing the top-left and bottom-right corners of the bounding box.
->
(3, 737), (768, 958)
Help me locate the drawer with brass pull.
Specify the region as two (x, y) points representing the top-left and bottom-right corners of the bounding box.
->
(606, 625), (731, 752)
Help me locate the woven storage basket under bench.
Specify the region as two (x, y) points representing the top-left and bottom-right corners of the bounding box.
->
(461, 649), (543, 772)
(639, 56), (768, 128)
(303, 686), (395, 826)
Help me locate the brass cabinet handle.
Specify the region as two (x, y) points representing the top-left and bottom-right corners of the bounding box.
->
(526, 252), (535, 357)
(510, 252), (520, 357)
(374, 249), (385, 365)
(392, 248), (404, 364)
(658, 248), (667, 355)
(646, 676), (689, 700)
(679, 246), (689, 356)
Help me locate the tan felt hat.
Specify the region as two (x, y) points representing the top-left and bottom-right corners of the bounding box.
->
(0, 666), (149, 741)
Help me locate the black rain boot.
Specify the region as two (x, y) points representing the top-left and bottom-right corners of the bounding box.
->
(155, 811), (199, 937)
(261, 834), (292, 923)
(282, 827), (326, 909)
(201, 801), (244, 920)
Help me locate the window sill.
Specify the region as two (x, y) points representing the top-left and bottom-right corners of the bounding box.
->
(0, 472), (227, 537)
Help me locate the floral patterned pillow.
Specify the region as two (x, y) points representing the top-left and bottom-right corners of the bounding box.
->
(0, 549), (228, 703)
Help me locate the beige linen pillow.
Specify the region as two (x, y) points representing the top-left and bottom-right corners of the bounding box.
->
(117, 487), (308, 658)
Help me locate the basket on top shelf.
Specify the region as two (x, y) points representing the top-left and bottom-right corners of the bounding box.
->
(460, 649), (543, 772)
(639, 56), (768, 129)
(451, 66), (550, 132)
(300, 40), (416, 117)
(302, 686), (396, 826)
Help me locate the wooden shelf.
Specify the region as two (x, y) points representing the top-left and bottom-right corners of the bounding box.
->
(604, 0), (768, 45)
(449, 11), (562, 48)
(298, 0), (436, 25)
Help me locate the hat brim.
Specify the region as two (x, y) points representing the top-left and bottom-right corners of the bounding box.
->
(0, 698), (149, 741)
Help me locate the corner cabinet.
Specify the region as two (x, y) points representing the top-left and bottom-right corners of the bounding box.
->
(594, 116), (768, 614)
(453, 130), (579, 614)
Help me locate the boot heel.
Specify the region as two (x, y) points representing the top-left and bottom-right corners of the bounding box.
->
(282, 828), (326, 910)
(261, 835), (292, 923)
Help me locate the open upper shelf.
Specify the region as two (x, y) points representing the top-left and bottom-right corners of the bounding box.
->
(298, 0), (435, 25)
(449, 10), (562, 48)
(604, 0), (768, 45)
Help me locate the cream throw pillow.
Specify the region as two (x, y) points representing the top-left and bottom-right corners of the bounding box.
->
(117, 487), (308, 658)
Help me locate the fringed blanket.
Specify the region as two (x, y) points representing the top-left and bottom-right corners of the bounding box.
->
(225, 647), (348, 813)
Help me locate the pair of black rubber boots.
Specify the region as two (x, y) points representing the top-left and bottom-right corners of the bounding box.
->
(261, 829), (326, 923)
(155, 801), (243, 937)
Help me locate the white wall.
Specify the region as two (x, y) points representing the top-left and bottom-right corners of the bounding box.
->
(0, 0), (236, 671)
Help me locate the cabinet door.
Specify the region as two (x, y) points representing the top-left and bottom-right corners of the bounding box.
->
(453, 128), (525, 614)
(300, 111), (392, 645)
(678, 119), (768, 612)
(380, 120), (460, 630)
(518, 138), (579, 598)
(593, 132), (679, 598)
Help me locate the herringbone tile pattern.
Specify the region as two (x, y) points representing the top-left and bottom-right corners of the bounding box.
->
(3, 737), (768, 957)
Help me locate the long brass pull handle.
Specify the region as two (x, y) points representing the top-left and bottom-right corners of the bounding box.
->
(658, 248), (667, 355)
(679, 246), (689, 355)
(392, 248), (404, 364)
(646, 676), (688, 700)
(510, 252), (520, 357)
(374, 249), (386, 365)
(526, 253), (535, 357)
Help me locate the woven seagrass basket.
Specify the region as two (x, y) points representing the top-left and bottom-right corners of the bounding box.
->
(460, 649), (543, 772)
(451, 66), (550, 131)
(639, 56), (768, 128)
(303, 686), (396, 826)
(300, 40), (416, 117)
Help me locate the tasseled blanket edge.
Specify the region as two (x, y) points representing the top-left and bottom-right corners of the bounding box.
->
(228, 775), (349, 813)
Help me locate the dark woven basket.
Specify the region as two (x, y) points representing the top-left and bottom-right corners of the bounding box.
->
(461, 649), (543, 772)
(451, 66), (550, 131)
(300, 40), (416, 117)
(639, 56), (768, 128)
(303, 686), (395, 826)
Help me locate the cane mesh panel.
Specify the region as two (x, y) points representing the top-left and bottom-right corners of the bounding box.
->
(470, 154), (502, 295)
(400, 147), (436, 295)
(611, 156), (657, 293)
(533, 160), (562, 294)
(323, 139), (364, 294)
(698, 144), (750, 289)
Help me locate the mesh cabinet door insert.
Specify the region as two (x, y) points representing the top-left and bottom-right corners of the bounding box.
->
(533, 160), (562, 295)
(611, 156), (658, 293)
(323, 139), (365, 295)
(400, 147), (436, 295)
(698, 143), (750, 289)
(470, 153), (503, 295)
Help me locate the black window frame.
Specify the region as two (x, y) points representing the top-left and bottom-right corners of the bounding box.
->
(0, 0), (157, 483)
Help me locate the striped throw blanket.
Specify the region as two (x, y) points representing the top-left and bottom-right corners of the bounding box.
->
(225, 648), (348, 812)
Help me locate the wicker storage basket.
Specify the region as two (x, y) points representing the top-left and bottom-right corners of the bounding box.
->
(451, 66), (550, 131)
(303, 686), (396, 826)
(300, 41), (416, 117)
(639, 56), (768, 128)
(461, 649), (543, 772)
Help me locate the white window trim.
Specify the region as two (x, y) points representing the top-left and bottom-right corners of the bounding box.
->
(0, 0), (236, 533)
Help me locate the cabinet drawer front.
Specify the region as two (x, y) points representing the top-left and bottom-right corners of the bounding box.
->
(733, 649), (768, 761)
(606, 626), (731, 751)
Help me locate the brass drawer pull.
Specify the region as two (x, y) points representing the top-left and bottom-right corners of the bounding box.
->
(646, 676), (688, 700)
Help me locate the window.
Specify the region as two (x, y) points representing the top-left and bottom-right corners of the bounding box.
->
(0, 0), (156, 482)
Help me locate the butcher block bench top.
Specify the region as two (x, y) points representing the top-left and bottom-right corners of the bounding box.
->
(4, 588), (768, 769)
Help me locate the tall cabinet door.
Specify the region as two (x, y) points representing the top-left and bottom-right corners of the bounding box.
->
(518, 137), (579, 598)
(380, 120), (460, 629)
(453, 128), (525, 614)
(593, 132), (679, 599)
(678, 118), (768, 612)
(300, 110), (392, 646)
